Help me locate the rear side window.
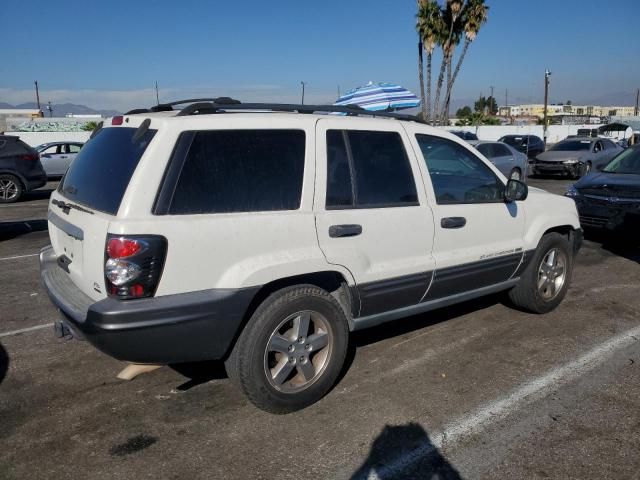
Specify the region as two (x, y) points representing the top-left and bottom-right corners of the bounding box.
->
(60, 127), (156, 215)
(169, 130), (305, 214)
(493, 144), (512, 157)
(326, 130), (418, 209)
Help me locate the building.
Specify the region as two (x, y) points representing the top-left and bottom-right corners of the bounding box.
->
(0, 108), (42, 132)
(498, 104), (638, 120)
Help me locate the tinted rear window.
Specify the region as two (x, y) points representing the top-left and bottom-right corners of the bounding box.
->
(169, 130), (305, 214)
(60, 127), (155, 215)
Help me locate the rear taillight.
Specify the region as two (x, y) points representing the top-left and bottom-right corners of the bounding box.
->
(104, 234), (167, 299)
(21, 153), (39, 161)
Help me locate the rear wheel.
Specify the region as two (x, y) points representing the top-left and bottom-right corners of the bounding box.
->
(0, 174), (23, 203)
(508, 232), (573, 314)
(225, 285), (349, 413)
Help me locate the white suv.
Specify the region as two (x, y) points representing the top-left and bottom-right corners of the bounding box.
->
(40, 100), (583, 413)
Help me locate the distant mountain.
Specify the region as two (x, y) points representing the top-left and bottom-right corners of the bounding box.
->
(0, 102), (120, 117)
(583, 92), (637, 107)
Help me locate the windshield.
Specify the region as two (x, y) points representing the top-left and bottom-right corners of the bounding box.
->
(550, 140), (591, 152)
(59, 127), (156, 214)
(602, 148), (640, 174)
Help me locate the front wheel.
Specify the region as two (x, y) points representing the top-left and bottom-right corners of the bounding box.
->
(225, 285), (349, 413)
(508, 232), (574, 314)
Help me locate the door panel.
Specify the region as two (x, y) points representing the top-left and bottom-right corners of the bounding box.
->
(407, 130), (525, 297)
(314, 120), (436, 317)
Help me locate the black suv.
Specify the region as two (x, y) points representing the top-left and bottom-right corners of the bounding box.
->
(0, 135), (47, 203)
(498, 135), (545, 159)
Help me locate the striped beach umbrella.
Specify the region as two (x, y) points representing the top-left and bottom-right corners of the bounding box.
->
(334, 81), (420, 111)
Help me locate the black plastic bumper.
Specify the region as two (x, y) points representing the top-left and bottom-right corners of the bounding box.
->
(533, 162), (581, 176)
(40, 246), (258, 364)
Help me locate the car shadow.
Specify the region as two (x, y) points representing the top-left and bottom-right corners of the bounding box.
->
(0, 219), (48, 242)
(0, 342), (9, 386)
(584, 228), (640, 264)
(350, 422), (462, 479)
(168, 295), (503, 393)
(21, 187), (55, 202)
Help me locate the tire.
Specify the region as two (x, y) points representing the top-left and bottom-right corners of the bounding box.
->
(509, 167), (522, 181)
(0, 174), (23, 203)
(225, 285), (349, 413)
(508, 232), (573, 314)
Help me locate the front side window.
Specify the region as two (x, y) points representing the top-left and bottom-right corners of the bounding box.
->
(169, 130), (305, 215)
(326, 130), (418, 209)
(476, 144), (493, 158)
(416, 134), (505, 205)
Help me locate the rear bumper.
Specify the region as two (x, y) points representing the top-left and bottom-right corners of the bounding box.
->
(40, 245), (258, 364)
(25, 171), (47, 191)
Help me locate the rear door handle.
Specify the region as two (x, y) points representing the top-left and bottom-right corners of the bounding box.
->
(329, 224), (362, 238)
(441, 217), (466, 229)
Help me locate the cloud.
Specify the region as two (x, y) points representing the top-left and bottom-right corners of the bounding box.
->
(0, 85), (338, 111)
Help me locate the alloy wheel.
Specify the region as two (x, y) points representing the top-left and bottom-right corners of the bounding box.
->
(0, 179), (18, 201)
(537, 248), (567, 301)
(264, 310), (333, 393)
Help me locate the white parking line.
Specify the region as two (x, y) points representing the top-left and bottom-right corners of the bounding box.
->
(0, 253), (39, 261)
(358, 324), (640, 480)
(0, 323), (53, 338)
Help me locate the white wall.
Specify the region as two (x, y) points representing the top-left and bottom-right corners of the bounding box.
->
(442, 124), (610, 144)
(4, 131), (91, 147)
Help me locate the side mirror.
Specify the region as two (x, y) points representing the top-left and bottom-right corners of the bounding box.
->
(505, 179), (528, 202)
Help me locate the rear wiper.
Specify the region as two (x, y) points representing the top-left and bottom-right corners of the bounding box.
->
(51, 199), (94, 215)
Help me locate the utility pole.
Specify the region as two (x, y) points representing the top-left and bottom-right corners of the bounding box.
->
(490, 85), (494, 114)
(337, 85), (341, 98)
(155, 81), (159, 105)
(46, 101), (53, 117)
(505, 89), (508, 109)
(543, 69), (551, 145)
(300, 81), (306, 105)
(34, 81), (42, 116)
(635, 88), (639, 116)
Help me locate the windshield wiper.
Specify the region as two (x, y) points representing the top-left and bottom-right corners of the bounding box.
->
(51, 199), (94, 215)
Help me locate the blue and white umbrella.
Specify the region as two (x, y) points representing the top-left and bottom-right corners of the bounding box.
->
(334, 81), (420, 111)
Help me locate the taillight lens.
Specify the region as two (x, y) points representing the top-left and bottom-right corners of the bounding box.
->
(104, 234), (167, 299)
(21, 153), (39, 161)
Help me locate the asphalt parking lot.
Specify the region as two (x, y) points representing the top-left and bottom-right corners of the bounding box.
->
(1, 178), (639, 480)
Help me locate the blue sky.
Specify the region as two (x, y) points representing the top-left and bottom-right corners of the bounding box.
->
(1, 0), (638, 110)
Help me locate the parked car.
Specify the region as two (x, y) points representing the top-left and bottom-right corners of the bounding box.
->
(497, 135), (545, 159)
(566, 144), (640, 231)
(450, 130), (479, 141)
(35, 142), (84, 178)
(475, 141), (528, 181)
(0, 135), (47, 203)
(532, 137), (623, 178)
(40, 101), (582, 413)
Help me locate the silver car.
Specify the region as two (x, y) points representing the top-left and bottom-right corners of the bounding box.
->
(532, 137), (622, 179)
(35, 142), (84, 178)
(475, 141), (528, 181)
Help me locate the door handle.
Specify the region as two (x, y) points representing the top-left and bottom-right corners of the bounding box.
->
(441, 217), (466, 229)
(329, 224), (362, 238)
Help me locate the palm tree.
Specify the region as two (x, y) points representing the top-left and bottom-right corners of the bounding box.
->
(416, 0), (442, 122)
(441, 0), (489, 123)
(432, 0), (463, 124)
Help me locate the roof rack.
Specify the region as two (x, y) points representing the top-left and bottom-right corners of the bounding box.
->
(124, 97), (241, 115)
(125, 99), (424, 123)
(175, 102), (425, 123)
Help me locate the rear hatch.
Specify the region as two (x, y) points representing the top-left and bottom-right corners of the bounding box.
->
(48, 122), (156, 301)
